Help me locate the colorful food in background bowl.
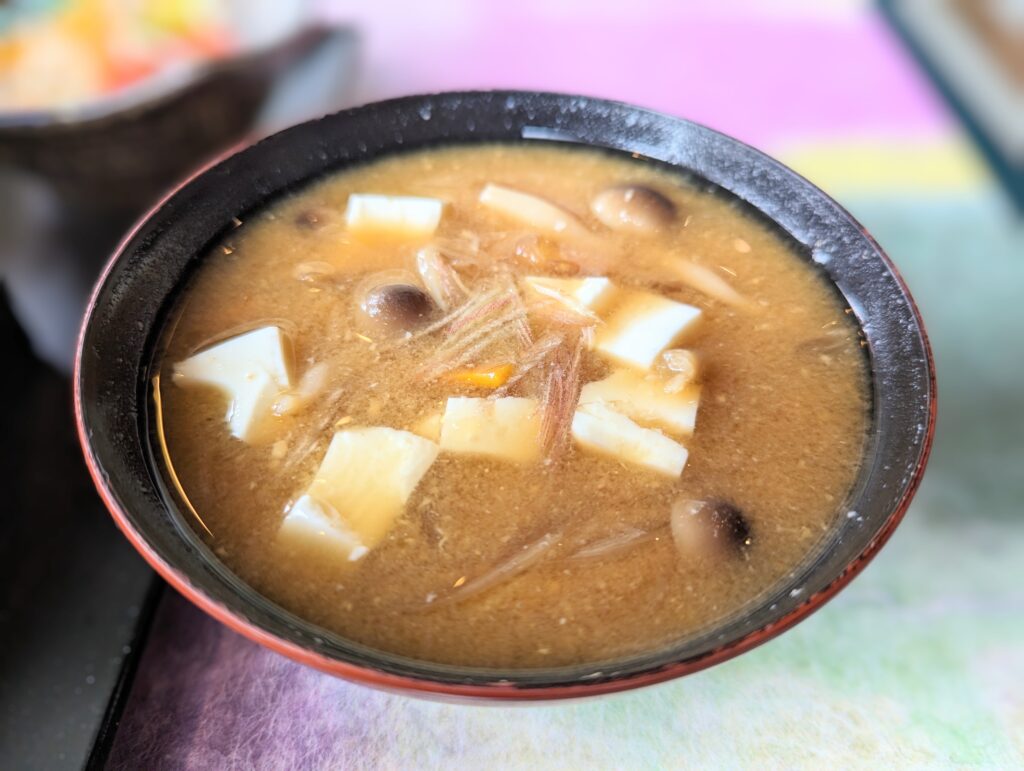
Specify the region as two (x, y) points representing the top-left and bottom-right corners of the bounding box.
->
(0, 0), (348, 210)
(76, 92), (935, 698)
(0, 0), (235, 112)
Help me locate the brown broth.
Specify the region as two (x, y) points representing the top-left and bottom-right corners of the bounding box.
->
(157, 144), (869, 668)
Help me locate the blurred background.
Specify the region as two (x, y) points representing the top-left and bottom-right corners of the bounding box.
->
(1, 0), (1021, 768)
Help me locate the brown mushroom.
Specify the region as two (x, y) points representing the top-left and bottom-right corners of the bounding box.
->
(671, 498), (752, 559)
(359, 283), (437, 334)
(591, 184), (677, 233)
(294, 208), (329, 229)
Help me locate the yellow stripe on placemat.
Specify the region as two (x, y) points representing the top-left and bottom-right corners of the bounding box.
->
(776, 137), (988, 194)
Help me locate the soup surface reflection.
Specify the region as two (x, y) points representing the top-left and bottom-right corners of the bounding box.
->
(157, 144), (869, 668)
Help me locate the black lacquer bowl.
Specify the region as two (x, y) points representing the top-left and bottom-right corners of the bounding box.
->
(76, 92), (935, 700)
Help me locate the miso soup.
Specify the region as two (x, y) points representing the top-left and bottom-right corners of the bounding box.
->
(156, 144), (869, 668)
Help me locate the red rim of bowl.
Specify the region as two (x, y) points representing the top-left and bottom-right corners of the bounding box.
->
(74, 122), (937, 703)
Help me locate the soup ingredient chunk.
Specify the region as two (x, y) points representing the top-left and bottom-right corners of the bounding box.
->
(479, 184), (588, 236)
(273, 362), (330, 417)
(670, 259), (748, 309)
(446, 363), (514, 389)
(580, 370), (700, 436)
(439, 396), (541, 463)
(522, 275), (614, 313)
(661, 349), (700, 391)
(279, 427), (440, 561)
(416, 247), (468, 311)
(571, 402), (688, 477)
(671, 498), (753, 559)
(345, 194), (443, 239)
(278, 496), (369, 561)
(173, 326), (292, 442)
(591, 184), (676, 233)
(360, 283), (437, 334)
(594, 289), (701, 370)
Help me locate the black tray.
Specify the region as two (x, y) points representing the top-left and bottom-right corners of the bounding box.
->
(0, 294), (160, 769)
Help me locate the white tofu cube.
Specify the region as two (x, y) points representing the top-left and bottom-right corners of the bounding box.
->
(279, 495), (369, 562)
(571, 402), (689, 478)
(344, 194), (443, 239)
(439, 396), (541, 463)
(593, 289), (701, 370)
(173, 326), (292, 442)
(522, 276), (614, 314)
(580, 370), (700, 436)
(479, 184), (588, 236)
(279, 427), (439, 561)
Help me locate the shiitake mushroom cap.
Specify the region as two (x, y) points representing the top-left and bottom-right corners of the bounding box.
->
(705, 500), (752, 551)
(671, 498), (753, 558)
(591, 184), (677, 233)
(359, 282), (437, 334)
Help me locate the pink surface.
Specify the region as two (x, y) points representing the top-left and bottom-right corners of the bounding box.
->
(331, 4), (952, 148)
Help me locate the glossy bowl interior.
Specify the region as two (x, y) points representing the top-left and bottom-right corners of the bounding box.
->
(76, 91), (935, 700)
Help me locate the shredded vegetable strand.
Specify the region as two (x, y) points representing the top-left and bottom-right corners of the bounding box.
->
(280, 398), (345, 473)
(570, 527), (663, 560)
(433, 305), (521, 360)
(424, 305), (525, 370)
(509, 284), (534, 349)
(414, 279), (531, 380)
(425, 533), (559, 609)
(493, 333), (563, 396)
(447, 291), (513, 335)
(538, 333), (585, 458)
(420, 309), (526, 379)
(410, 286), (503, 339)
